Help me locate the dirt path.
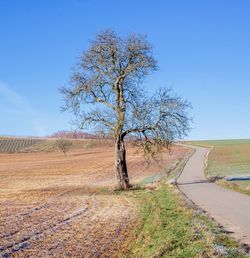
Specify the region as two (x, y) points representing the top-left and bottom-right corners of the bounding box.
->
(178, 145), (250, 245)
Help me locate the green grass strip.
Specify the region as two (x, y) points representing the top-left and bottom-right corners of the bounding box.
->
(126, 185), (247, 257)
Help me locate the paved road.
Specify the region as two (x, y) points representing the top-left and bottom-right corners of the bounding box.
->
(178, 145), (250, 245)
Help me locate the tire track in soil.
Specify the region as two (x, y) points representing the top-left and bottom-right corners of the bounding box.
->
(0, 156), (117, 227)
(0, 188), (87, 240)
(0, 158), (124, 246)
(0, 193), (97, 258)
(0, 178), (103, 224)
(0, 160), (113, 227)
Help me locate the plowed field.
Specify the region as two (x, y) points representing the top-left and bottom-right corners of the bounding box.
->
(0, 143), (188, 257)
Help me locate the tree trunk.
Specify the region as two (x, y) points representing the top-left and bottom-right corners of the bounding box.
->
(114, 138), (130, 190)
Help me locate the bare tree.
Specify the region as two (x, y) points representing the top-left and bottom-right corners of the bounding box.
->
(55, 138), (72, 157)
(61, 30), (191, 189)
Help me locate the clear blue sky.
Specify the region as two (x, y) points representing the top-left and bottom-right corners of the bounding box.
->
(0, 0), (249, 140)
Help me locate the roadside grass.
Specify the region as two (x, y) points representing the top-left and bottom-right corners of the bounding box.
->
(185, 139), (250, 195)
(126, 184), (246, 257)
(217, 180), (250, 196)
(139, 148), (194, 187)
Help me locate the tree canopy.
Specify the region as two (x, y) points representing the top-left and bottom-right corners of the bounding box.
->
(61, 30), (191, 189)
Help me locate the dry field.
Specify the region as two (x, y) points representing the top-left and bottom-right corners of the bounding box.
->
(0, 140), (189, 257)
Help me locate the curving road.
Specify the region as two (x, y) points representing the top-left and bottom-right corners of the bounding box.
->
(178, 145), (250, 245)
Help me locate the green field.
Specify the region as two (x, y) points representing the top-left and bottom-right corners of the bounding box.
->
(186, 139), (250, 195)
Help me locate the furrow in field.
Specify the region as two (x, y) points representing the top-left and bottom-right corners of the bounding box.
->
(0, 195), (96, 257)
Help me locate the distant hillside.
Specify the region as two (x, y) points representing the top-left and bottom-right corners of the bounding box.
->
(48, 130), (106, 139)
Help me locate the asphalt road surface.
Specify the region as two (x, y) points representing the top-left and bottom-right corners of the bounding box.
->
(178, 145), (250, 245)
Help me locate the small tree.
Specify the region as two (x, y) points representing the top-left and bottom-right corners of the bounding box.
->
(61, 30), (191, 189)
(55, 138), (72, 157)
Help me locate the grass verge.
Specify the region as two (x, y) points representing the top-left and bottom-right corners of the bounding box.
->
(217, 180), (250, 196)
(138, 148), (194, 187)
(126, 184), (247, 257)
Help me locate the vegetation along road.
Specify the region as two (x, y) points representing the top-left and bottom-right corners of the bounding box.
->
(178, 145), (250, 245)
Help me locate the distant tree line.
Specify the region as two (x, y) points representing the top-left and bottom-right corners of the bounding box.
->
(48, 130), (109, 139)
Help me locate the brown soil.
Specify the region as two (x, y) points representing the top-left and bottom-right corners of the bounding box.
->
(0, 144), (188, 257)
